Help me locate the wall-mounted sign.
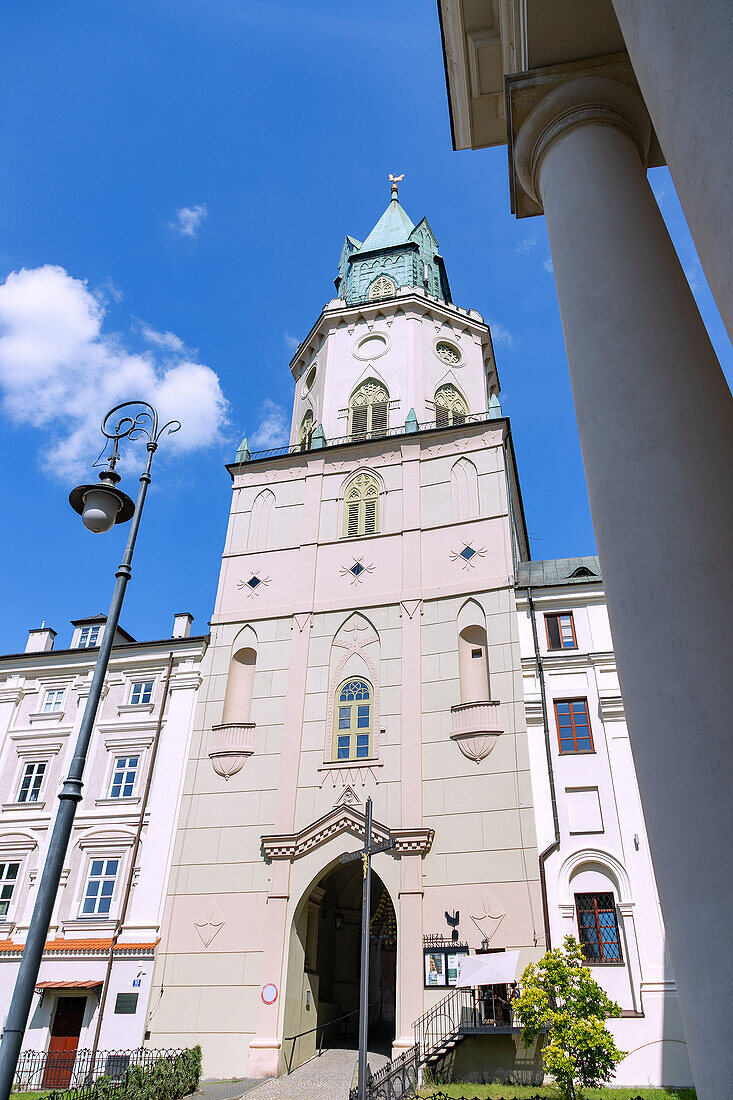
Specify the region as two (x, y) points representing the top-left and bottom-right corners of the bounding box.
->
(423, 946), (469, 989)
(261, 983), (278, 1005)
(131, 978), (142, 988)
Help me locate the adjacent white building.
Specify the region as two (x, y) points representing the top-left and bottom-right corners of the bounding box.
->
(0, 613), (205, 1084)
(516, 559), (690, 1086)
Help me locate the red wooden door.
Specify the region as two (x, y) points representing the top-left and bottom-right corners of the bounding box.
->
(42, 997), (86, 1088)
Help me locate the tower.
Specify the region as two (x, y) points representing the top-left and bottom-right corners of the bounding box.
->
(149, 184), (541, 1081)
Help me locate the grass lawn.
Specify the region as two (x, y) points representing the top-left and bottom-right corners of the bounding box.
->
(10, 1092), (50, 1100)
(418, 1086), (696, 1100)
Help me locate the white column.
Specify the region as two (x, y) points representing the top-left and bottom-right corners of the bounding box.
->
(611, 0), (733, 343)
(512, 74), (733, 1100)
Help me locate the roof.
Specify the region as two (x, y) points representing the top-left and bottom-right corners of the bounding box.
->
(516, 556), (602, 587)
(361, 196), (416, 251)
(36, 980), (102, 989)
(0, 938), (159, 955)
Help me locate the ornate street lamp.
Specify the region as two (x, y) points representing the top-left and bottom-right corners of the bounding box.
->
(0, 402), (179, 1100)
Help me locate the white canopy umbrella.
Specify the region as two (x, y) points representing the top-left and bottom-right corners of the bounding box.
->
(455, 950), (521, 988)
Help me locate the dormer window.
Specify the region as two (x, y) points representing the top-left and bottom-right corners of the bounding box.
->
(368, 276), (396, 301)
(77, 625), (100, 648)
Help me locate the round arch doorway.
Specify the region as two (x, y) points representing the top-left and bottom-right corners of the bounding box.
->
(281, 860), (397, 1073)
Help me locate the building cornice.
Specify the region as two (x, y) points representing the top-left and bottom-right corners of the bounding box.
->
(0, 635), (209, 673)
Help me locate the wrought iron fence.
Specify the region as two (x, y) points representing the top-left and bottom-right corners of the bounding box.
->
(349, 1043), (420, 1100)
(13, 1046), (183, 1094)
(243, 412), (497, 463)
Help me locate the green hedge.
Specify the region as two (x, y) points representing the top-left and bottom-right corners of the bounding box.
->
(48, 1048), (202, 1100)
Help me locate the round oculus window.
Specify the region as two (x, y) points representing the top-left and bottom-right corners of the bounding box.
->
(303, 364), (317, 394)
(436, 340), (461, 365)
(354, 332), (389, 361)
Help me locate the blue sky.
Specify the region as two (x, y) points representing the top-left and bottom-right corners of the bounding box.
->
(0, 0), (730, 652)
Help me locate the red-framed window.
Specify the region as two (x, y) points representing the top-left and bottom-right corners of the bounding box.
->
(575, 892), (623, 963)
(554, 698), (594, 753)
(545, 612), (577, 650)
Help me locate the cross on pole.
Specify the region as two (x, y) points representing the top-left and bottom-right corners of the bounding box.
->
(341, 797), (394, 1100)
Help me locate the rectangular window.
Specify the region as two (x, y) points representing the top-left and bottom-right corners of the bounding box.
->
(545, 612), (577, 650)
(42, 689), (65, 713)
(130, 681), (154, 705)
(0, 862), (20, 918)
(114, 993), (138, 1015)
(109, 756), (139, 799)
(77, 626), (101, 648)
(17, 761), (47, 803)
(555, 699), (594, 753)
(576, 892), (623, 963)
(82, 858), (119, 916)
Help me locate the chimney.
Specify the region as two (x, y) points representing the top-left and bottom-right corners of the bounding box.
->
(172, 612), (194, 639)
(26, 626), (57, 653)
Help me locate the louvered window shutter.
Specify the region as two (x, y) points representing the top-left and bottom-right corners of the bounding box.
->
(351, 406), (368, 438)
(364, 498), (377, 535)
(370, 402), (388, 437)
(436, 406), (449, 428)
(347, 502), (360, 537)
(453, 410), (465, 426)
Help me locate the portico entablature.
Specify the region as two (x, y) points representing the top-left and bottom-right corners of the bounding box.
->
(261, 804), (434, 862)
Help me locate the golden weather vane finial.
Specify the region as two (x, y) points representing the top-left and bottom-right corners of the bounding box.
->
(389, 173), (405, 197)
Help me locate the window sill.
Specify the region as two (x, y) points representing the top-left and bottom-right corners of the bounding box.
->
(318, 759), (383, 771)
(558, 749), (596, 756)
(2, 801), (46, 812)
(28, 712), (65, 724)
(94, 797), (141, 808)
(585, 960), (625, 967)
(117, 704), (155, 715)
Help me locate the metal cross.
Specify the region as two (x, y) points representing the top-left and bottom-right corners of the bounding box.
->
(341, 797), (394, 1100)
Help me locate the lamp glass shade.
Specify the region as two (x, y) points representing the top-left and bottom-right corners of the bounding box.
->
(81, 488), (122, 533)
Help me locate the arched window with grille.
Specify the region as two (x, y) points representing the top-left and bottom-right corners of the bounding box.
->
(342, 472), (380, 538)
(348, 379), (389, 440)
(299, 409), (314, 450)
(434, 383), (468, 427)
(333, 678), (373, 759)
(368, 275), (396, 301)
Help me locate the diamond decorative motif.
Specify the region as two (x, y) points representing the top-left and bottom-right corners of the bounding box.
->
(350, 562), (365, 577)
(237, 572), (271, 598)
(460, 546), (476, 561)
(450, 544), (486, 570)
(247, 576), (261, 588)
(339, 558), (375, 586)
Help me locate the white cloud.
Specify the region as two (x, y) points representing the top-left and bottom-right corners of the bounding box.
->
(283, 332), (300, 351)
(488, 319), (513, 347)
(169, 203), (208, 238)
(543, 258), (554, 274)
(95, 276), (124, 305)
(0, 264), (228, 477)
(249, 399), (289, 451)
(515, 234), (537, 254)
(135, 319), (189, 355)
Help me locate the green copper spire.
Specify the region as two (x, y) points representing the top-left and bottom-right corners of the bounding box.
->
(334, 176), (452, 306)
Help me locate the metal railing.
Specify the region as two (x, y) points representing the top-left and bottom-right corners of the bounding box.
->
(349, 1043), (420, 1100)
(283, 999), (380, 1074)
(13, 1046), (182, 1093)
(242, 412), (497, 463)
(413, 988), (516, 1062)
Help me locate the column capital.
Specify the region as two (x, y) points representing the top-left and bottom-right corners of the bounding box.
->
(507, 55), (652, 218)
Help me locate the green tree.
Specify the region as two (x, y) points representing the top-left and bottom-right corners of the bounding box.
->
(514, 935), (625, 1099)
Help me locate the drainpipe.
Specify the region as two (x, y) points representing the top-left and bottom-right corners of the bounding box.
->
(88, 652), (175, 1066)
(523, 584), (560, 951)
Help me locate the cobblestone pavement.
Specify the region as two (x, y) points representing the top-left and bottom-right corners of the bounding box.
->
(195, 1077), (263, 1100)
(244, 1047), (390, 1100)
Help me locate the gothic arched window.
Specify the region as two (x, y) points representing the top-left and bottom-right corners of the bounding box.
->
(368, 275), (396, 301)
(299, 409), (314, 450)
(248, 489), (275, 550)
(434, 383), (468, 427)
(343, 472), (380, 538)
(333, 678), (373, 760)
(348, 379), (389, 440)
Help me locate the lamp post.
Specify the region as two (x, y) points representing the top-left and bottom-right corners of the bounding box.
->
(0, 401), (179, 1100)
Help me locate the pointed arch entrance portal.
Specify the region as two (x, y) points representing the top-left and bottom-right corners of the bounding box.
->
(281, 861), (397, 1073)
